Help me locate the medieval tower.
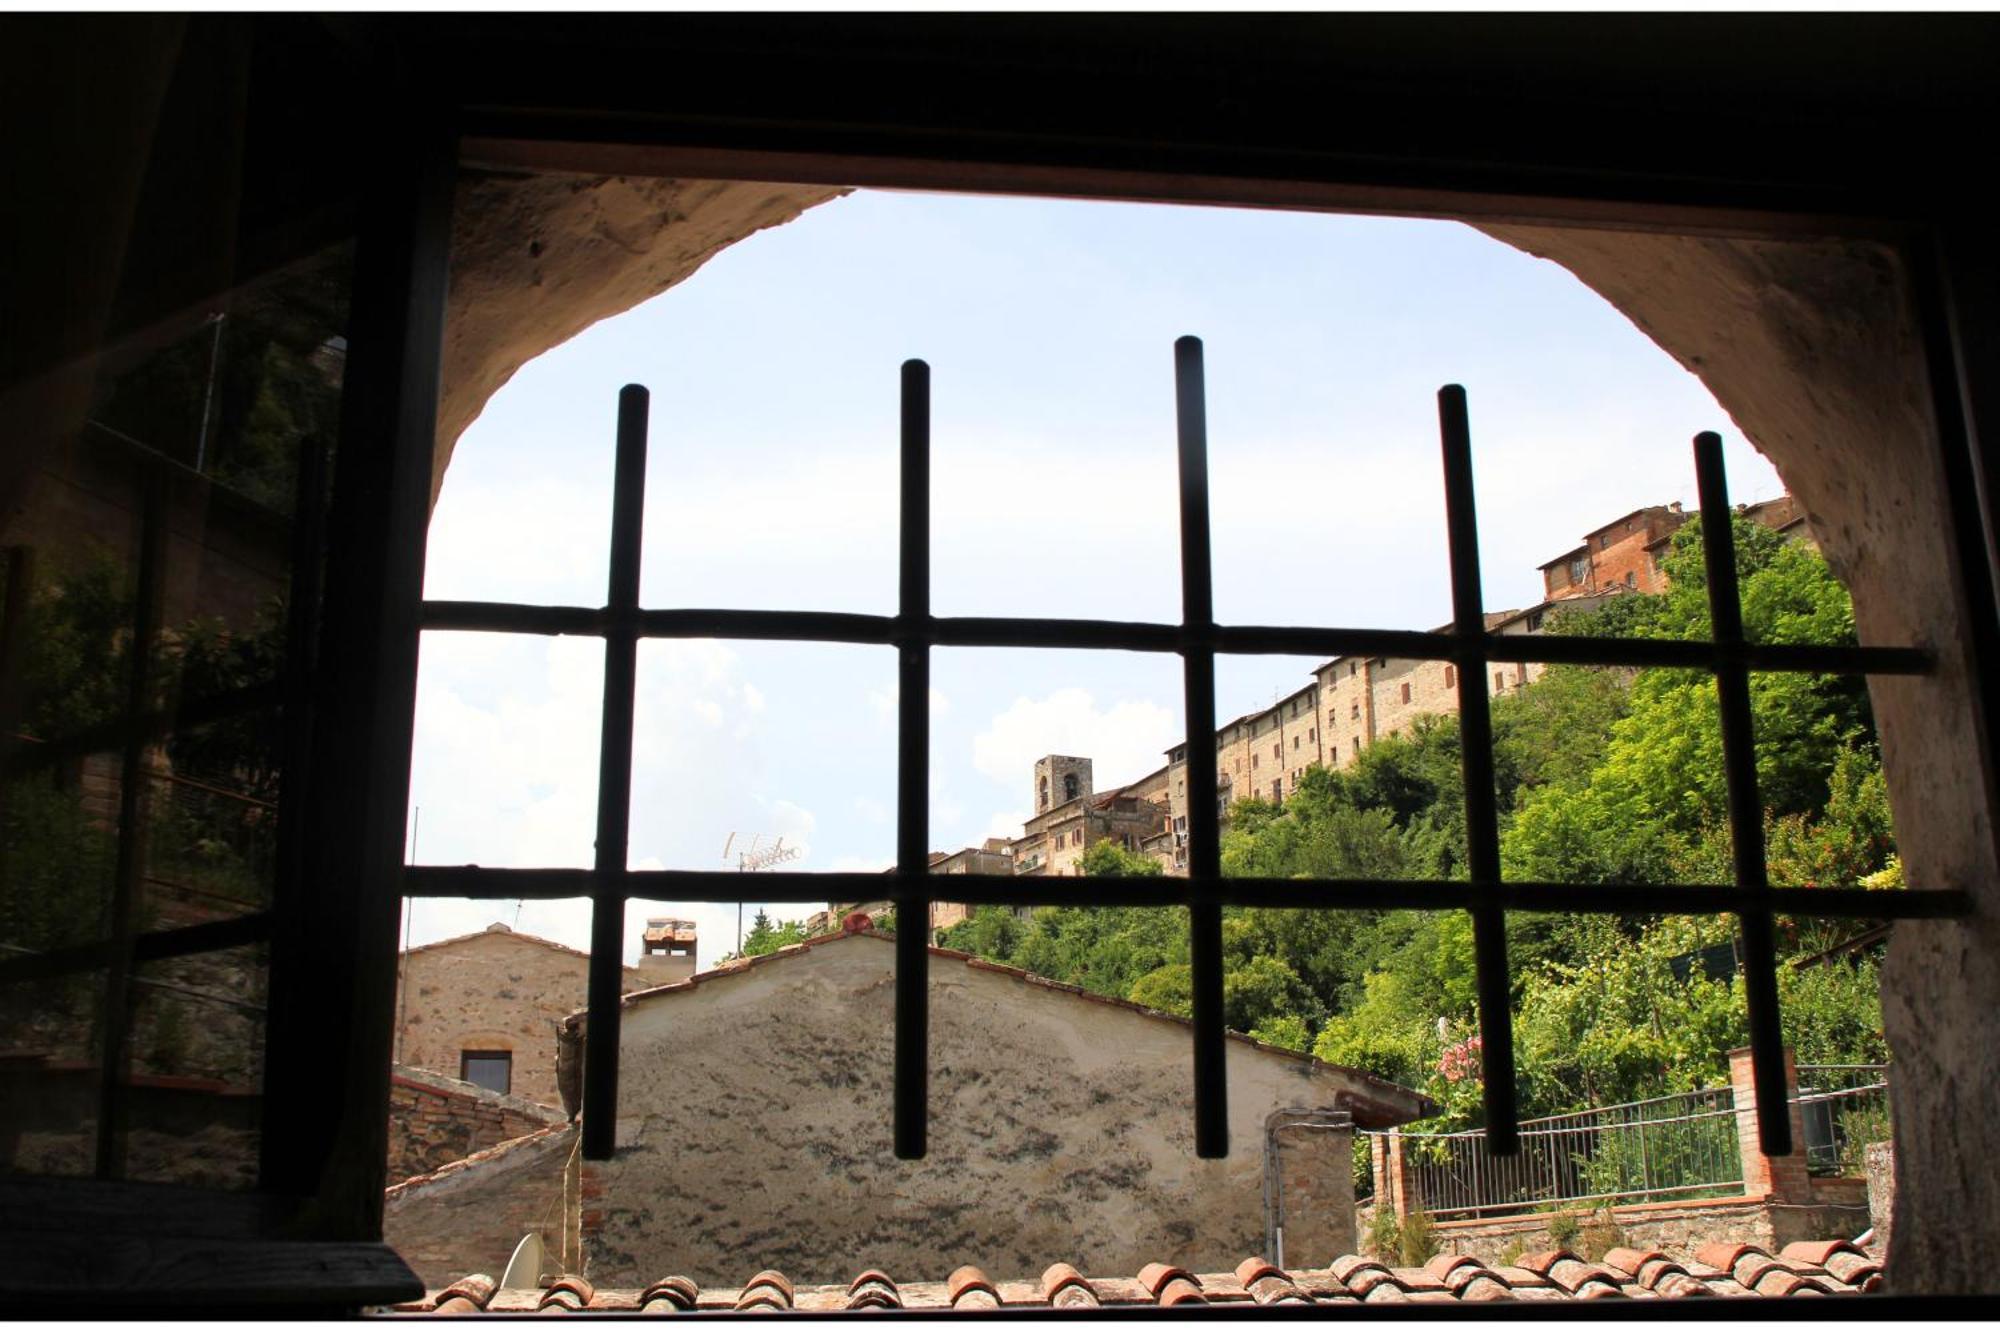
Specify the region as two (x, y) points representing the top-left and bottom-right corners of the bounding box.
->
(1033, 755), (1094, 813)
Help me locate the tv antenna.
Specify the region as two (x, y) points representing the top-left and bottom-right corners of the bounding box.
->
(721, 832), (803, 953)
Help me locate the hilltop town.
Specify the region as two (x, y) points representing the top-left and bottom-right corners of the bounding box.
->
(815, 494), (1813, 935)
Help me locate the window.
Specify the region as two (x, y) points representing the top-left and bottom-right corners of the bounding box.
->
(1445, 664), (1456, 688)
(1273, 742), (1281, 759)
(1272, 780), (1282, 801)
(1351, 701), (1361, 719)
(1570, 555), (1590, 583)
(1401, 682), (1413, 704)
(1495, 669), (1506, 689)
(388, 146), (1969, 1230)
(1625, 570), (1637, 588)
(1063, 772), (1079, 802)
(461, 1050), (512, 1095)
(1252, 753), (1259, 769)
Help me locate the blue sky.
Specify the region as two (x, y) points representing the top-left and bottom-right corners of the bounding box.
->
(406, 187), (1783, 960)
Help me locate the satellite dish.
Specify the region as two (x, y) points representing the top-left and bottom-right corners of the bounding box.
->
(500, 1230), (547, 1290)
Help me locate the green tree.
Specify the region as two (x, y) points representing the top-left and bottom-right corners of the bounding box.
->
(1078, 838), (1163, 877)
(738, 909), (810, 957)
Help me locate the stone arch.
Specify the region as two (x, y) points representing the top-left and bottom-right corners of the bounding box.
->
(438, 181), (1996, 1291)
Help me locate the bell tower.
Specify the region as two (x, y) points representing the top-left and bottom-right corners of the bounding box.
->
(1033, 755), (1094, 813)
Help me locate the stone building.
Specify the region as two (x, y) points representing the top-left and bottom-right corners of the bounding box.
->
(393, 923), (650, 1110)
(550, 919), (1432, 1286)
(1012, 753), (1171, 877)
(1540, 502), (1688, 601)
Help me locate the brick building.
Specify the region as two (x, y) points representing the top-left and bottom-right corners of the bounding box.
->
(1540, 503), (1688, 601)
(393, 923), (649, 1110)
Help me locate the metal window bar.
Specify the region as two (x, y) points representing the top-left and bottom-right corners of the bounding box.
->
(396, 346), (1968, 1164)
(1794, 1063), (1892, 1174)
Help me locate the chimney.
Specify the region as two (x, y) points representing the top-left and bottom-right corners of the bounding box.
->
(638, 917), (697, 984)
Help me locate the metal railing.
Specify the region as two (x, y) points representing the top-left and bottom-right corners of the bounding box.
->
(1371, 1065), (1893, 1219)
(1375, 1087), (1744, 1219)
(1796, 1064), (1891, 1176)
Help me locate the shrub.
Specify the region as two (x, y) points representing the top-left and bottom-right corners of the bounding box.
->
(1546, 1209), (1581, 1250)
(1367, 1207), (1402, 1262)
(1577, 1207), (1627, 1262)
(1398, 1209), (1439, 1267)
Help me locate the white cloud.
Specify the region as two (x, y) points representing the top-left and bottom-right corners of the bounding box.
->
(972, 687), (1179, 794)
(985, 808), (1029, 842)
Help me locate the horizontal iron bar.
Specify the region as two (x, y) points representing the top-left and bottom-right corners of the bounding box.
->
(3, 682), (285, 780)
(399, 865), (1967, 919)
(0, 912), (273, 986)
(419, 600), (1929, 675)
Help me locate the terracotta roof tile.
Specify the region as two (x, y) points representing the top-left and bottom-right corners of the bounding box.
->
(638, 1275), (698, 1311)
(843, 1270), (900, 1310)
(737, 1270), (793, 1312)
(389, 1240), (1885, 1315)
(946, 1265), (999, 1310)
(1039, 1263), (1097, 1309)
(1426, 1254), (1513, 1301)
(537, 1274), (594, 1312)
(432, 1274), (494, 1315)
(1136, 1262), (1205, 1306)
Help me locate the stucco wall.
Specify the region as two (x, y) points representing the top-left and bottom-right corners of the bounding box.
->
(581, 933), (1417, 1286)
(394, 925), (645, 1109)
(383, 1124), (579, 1290)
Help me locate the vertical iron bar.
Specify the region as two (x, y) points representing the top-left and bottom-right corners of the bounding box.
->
(1693, 431), (1790, 1156)
(894, 359), (931, 1160)
(257, 116), (453, 1232)
(0, 545), (34, 758)
(259, 432), (331, 1191)
(583, 384), (648, 1161)
(1174, 335), (1228, 1160)
(1437, 384), (1519, 1156)
(94, 474), (167, 1179)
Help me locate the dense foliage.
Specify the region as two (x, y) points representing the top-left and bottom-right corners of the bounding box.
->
(939, 517), (1897, 1132)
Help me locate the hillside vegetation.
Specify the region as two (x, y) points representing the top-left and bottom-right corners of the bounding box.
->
(939, 515), (1897, 1132)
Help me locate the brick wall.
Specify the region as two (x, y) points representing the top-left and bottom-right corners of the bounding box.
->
(386, 1064), (568, 1185)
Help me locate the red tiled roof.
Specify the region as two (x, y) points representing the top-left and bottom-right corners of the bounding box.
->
(383, 1240), (1884, 1313)
(562, 919), (1435, 1128)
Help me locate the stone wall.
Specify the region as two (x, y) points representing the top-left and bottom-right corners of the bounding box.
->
(386, 1064), (567, 1185)
(576, 931), (1423, 1286)
(394, 923), (645, 1109)
(1409, 1193), (1868, 1268)
(382, 1123), (578, 1291)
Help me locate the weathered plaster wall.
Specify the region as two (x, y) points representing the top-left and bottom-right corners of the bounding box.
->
(385, 1064), (567, 1185)
(582, 934), (1414, 1286)
(1479, 225), (2000, 1293)
(394, 924), (645, 1109)
(436, 174), (848, 504)
(383, 1124), (578, 1291)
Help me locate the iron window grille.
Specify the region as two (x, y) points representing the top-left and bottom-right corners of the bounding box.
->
(403, 339), (1967, 1167)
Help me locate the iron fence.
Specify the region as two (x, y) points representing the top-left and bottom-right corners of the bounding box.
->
(1375, 1087), (1744, 1219)
(1796, 1064), (1891, 1176)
